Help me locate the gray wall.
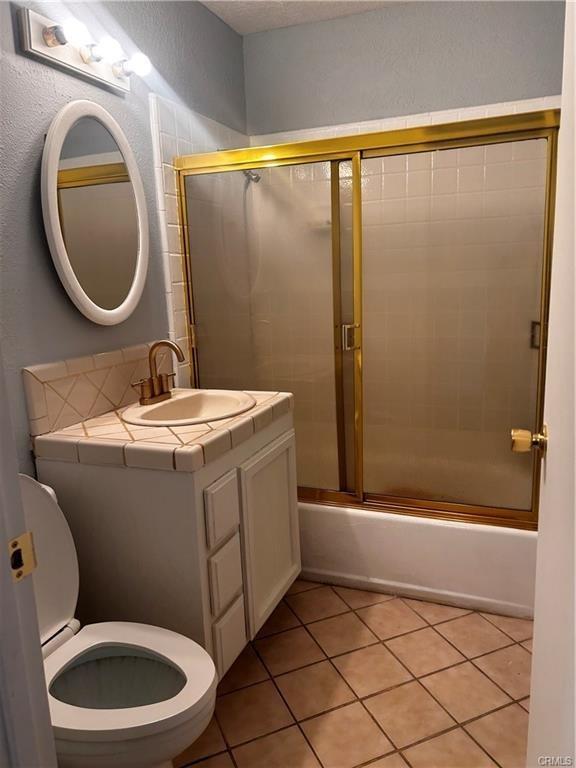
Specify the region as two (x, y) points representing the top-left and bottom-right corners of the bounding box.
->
(244, 1), (565, 134)
(0, 0), (245, 472)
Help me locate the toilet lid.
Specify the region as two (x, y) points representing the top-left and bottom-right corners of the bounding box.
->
(19, 475), (79, 645)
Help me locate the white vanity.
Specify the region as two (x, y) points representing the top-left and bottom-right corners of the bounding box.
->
(23, 345), (300, 679)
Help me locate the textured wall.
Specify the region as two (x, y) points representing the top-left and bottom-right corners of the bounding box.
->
(244, 1), (565, 134)
(0, 1), (245, 472)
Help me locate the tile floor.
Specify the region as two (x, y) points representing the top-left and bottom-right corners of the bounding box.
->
(174, 581), (533, 768)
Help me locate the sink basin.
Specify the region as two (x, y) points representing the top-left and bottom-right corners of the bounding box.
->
(121, 388), (257, 427)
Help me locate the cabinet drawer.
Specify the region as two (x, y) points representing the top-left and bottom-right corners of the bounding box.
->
(204, 469), (240, 549)
(212, 594), (247, 677)
(208, 532), (243, 617)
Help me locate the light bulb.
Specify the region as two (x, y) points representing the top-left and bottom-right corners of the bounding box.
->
(61, 19), (90, 46)
(97, 36), (124, 64)
(126, 52), (151, 77)
(113, 51), (152, 79)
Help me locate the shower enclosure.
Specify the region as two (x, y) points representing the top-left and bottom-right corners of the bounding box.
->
(175, 111), (559, 529)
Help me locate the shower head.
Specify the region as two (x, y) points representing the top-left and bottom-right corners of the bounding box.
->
(243, 169), (261, 183)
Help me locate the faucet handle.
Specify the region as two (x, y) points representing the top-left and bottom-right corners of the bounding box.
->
(160, 372), (176, 392)
(131, 378), (153, 402)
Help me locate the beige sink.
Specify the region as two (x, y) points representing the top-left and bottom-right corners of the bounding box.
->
(121, 388), (256, 427)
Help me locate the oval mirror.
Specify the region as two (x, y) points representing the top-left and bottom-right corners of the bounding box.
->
(41, 101), (149, 325)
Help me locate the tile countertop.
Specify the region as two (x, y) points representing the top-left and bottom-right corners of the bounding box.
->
(33, 391), (293, 473)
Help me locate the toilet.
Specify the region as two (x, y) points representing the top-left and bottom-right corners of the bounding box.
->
(19, 474), (218, 768)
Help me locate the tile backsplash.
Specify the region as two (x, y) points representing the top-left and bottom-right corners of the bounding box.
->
(22, 342), (173, 436)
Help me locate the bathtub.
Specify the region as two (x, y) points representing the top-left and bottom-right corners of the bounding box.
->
(299, 503), (537, 617)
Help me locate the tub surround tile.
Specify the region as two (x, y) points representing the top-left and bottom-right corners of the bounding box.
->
(24, 344), (292, 473)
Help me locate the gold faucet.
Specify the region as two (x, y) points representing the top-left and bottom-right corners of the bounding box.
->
(133, 340), (185, 405)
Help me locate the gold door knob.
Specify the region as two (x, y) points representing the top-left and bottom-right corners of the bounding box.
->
(511, 425), (548, 455)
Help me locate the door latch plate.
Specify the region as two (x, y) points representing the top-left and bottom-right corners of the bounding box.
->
(8, 531), (37, 582)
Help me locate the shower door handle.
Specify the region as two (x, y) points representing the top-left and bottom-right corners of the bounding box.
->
(341, 324), (359, 351)
(511, 425), (548, 456)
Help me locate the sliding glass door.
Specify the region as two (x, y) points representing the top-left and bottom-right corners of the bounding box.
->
(178, 111), (557, 527)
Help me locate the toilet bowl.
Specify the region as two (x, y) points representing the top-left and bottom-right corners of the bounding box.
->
(19, 474), (218, 768)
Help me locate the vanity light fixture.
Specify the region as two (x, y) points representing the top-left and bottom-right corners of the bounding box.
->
(113, 52), (152, 78)
(20, 8), (153, 94)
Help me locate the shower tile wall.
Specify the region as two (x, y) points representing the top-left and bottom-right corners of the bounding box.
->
(185, 172), (255, 390)
(359, 140), (547, 509)
(248, 163), (339, 490)
(185, 162), (339, 489)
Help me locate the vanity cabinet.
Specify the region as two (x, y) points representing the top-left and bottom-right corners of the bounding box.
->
(36, 412), (299, 678)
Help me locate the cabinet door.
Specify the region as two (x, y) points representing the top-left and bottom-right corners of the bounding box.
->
(239, 430), (300, 637)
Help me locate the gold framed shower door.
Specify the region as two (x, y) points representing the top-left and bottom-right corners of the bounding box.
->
(174, 110), (559, 530)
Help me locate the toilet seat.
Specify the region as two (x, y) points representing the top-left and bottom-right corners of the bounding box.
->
(45, 621), (217, 742)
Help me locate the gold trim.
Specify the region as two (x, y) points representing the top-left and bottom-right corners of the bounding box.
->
(298, 488), (537, 531)
(175, 110), (559, 173)
(351, 153), (364, 501)
(176, 169), (199, 387)
(57, 162), (129, 188)
(175, 110), (560, 529)
(330, 161), (348, 490)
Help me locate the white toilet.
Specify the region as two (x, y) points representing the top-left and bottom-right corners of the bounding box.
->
(19, 474), (218, 768)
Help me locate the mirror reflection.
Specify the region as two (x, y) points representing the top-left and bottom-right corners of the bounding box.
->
(57, 117), (138, 310)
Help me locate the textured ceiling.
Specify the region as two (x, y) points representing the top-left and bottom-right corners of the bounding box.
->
(201, 1), (390, 35)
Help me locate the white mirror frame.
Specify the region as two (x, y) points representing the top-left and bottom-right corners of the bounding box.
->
(41, 100), (149, 325)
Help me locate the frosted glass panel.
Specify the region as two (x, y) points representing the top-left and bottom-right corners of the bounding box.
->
(362, 139), (547, 509)
(186, 162), (339, 490)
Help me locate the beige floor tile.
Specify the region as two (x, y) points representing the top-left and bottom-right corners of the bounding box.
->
(386, 627), (465, 677)
(218, 645), (269, 695)
(215, 680), (294, 746)
(480, 613), (533, 641)
(307, 611), (378, 656)
(403, 728), (498, 768)
(179, 754), (234, 768)
(334, 586), (395, 609)
(473, 645), (532, 699)
(275, 660), (355, 720)
(465, 704), (529, 768)
(420, 662), (511, 722)
(357, 599), (427, 640)
(522, 638), (533, 652)
(232, 725), (321, 768)
(173, 717), (226, 766)
(333, 644), (412, 698)
(287, 579), (323, 595)
(301, 702), (393, 768)
(435, 613), (512, 658)
(256, 602), (301, 638)
(402, 598), (471, 625)
(520, 697), (530, 711)
(368, 755), (410, 768)
(364, 681), (455, 748)
(286, 586), (349, 623)
(254, 627), (325, 675)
